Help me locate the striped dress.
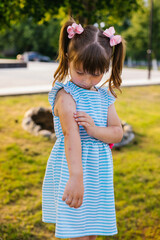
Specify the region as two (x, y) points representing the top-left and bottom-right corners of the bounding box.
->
(42, 80), (118, 238)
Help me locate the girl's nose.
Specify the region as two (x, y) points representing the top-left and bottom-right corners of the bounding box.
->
(84, 74), (92, 83)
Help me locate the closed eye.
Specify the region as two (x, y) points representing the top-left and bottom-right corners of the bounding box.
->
(92, 74), (100, 76)
(77, 72), (84, 75)
(77, 71), (100, 76)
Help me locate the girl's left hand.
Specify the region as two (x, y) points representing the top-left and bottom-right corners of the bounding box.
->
(73, 111), (96, 137)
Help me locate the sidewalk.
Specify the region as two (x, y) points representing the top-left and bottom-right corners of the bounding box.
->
(0, 62), (160, 96)
(0, 78), (160, 96)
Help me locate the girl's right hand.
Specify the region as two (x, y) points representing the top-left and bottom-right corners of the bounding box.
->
(62, 175), (84, 208)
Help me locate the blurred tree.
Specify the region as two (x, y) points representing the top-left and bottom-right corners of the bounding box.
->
(152, 0), (160, 60)
(0, 0), (139, 28)
(0, 0), (61, 28)
(67, 0), (140, 26)
(122, 0), (160, 60)
(0, 17), (61, 59)
(3, 0), (157, 61)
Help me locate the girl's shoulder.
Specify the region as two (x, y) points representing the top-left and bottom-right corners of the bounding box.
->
(48, 81), (80, 116)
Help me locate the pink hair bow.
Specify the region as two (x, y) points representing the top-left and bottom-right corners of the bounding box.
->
(67, 23), (84, 39)
(103, 26), (122, 47)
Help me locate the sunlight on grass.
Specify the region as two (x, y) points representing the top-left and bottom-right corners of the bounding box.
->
(0, 86), (160, 239)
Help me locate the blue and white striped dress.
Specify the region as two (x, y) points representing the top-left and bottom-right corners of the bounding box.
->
(42, 80), (118, 238)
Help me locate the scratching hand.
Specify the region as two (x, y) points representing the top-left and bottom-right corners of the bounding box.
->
(73, 111), (96, 137)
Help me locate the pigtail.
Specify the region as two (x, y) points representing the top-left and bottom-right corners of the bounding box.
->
(108, 38), (126, 98)
(52, 17), (76, 87)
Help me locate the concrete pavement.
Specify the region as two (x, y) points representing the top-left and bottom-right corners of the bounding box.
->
(0, 62), (160, 96)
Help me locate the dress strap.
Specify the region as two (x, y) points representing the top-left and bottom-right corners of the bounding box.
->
(100, 87), (116, 106)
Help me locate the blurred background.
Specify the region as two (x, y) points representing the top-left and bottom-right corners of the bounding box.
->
(0, 0), (160, 68)
(0, 0), (160, 240)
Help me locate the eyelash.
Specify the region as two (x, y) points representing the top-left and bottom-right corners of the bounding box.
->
(77, 72), (84, 75)
(77, 72), (100, 77)
(93, 74), (100, 77)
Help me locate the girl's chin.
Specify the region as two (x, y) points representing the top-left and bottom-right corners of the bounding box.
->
(81, 85), (92, 89)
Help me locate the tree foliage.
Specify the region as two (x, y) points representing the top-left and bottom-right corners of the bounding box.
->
(122, 0), (160, 60)
(1, 0), (159, 61)
(0, 0), (61, 28)
(0, 0), (139, 28)
(63, 0), (140, 26)
(0, 17), (61, 58)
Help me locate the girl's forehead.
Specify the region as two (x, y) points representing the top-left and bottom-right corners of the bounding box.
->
(71, 59), (106, 74)
(71, 61), (82, 68)
(74, 63), (83, 70)
(71, 61), (84, 71)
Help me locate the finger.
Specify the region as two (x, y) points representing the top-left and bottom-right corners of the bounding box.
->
(62, 194), (68, 201)
(75, 116), (91, 123)
(69, 197), (78, 208)
(78, 121), (89, 127)
(65, 196), (73, 205)
(74, 113), (92, 123)
(75, 117), (87, 122)
(74, 111), (88, 117)
(76, 198), (83, 208)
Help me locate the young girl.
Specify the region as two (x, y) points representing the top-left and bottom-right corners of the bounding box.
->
(42, 17), (126, 239)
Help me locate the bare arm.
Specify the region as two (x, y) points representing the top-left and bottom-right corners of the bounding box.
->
(92, 103), (123, 143)
(56, 88), (83, 177)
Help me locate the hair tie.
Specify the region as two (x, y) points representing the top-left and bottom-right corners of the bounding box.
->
(67, 23), (84, 39)
(109, 143), (114, 149)
(103, 26), (122, 47)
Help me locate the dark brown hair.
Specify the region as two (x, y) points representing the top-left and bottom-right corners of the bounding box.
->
(53, 17), (126, 97)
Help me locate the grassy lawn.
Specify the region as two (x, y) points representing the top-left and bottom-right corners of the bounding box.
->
(0, 86), (160, 240)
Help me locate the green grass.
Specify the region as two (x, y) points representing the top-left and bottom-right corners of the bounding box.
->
(0, 86), (160, 240)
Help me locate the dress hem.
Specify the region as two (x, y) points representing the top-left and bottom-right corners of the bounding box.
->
(55, 232), (118, 238)
(42, 219), (118, 238)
